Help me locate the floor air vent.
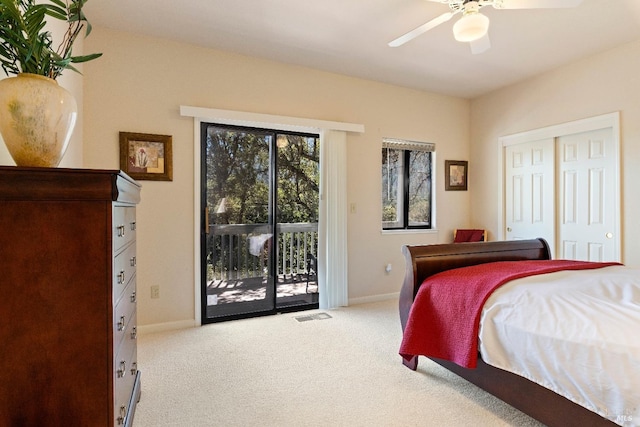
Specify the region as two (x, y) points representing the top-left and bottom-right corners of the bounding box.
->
(294, 312), (332, 322)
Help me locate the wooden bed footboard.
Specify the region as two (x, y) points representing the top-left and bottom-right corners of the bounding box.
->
(399, 238), (551, 331)
(399, 238), (617, 427)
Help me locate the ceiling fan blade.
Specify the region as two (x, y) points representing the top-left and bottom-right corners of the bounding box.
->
(388, 12), (454, 47)
(470, 33), (491, 55)
(496, 0), (583, 9)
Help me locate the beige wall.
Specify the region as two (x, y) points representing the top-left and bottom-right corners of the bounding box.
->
(470, 39), (640, 265)
(9, 22), (640, 328)
(83, 28), (471, 328)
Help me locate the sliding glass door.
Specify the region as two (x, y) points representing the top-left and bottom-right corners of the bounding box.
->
(201, 124), (319, 323)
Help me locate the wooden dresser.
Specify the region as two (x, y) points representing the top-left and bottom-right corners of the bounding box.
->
(0, 166), (142, 426)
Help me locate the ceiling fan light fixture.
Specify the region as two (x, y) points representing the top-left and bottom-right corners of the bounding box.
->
(452, 12), (490, 42)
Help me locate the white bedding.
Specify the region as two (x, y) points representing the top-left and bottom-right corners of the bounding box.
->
(479, 265), (640, 427)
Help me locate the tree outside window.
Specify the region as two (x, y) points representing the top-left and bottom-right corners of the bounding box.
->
(382, 139), (434, 230)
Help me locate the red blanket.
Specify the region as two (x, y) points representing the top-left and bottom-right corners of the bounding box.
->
(399, 259), (620, 368)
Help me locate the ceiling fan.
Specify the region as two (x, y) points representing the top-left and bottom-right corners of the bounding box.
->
(388, 0), (583, 54)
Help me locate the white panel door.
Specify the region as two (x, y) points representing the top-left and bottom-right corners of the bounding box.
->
(505, 138), (555, 254)
(557, 128), (617, 261)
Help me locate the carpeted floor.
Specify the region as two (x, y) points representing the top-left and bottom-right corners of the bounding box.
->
(132, 299), (543, 427)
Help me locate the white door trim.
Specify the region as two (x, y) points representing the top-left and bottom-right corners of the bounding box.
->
(181, 106), (364, 325)
(497, 112), (621, 259)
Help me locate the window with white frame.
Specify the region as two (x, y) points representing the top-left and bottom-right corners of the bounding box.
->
(382, 138), (434, 230)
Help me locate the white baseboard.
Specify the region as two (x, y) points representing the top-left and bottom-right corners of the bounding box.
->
(138, 319), (196, 335)
(139, 294), (399, 332)
(348, 292), (399, 306)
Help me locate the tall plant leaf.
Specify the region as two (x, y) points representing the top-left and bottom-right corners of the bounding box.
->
(0, 0), (101, 79)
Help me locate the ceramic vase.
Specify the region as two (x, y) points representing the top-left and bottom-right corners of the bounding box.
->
(0, 73), (77, 167)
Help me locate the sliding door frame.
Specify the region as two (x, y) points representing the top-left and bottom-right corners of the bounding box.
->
(200, 123), (321, 323)
(182, 106), (364, 326)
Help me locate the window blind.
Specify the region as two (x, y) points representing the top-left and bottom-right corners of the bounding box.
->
(382, 137), (435, 152)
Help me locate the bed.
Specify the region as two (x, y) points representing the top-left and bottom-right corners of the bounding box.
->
(399, 238), (639, 427)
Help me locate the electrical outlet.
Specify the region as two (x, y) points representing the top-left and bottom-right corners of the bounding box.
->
(150, 285), (160, 299)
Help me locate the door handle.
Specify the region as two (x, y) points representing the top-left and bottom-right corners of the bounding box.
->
(205, 206), (210, 234)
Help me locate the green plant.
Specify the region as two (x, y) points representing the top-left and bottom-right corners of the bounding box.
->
(0, 0), (101, 80)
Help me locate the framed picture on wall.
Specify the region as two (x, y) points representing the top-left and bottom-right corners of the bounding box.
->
(445, 160), (468, 191)
(119, 132), (173, 181)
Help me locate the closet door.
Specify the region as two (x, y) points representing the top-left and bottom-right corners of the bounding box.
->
(505, 138), (556, 254)
(557, 127), (618, 261)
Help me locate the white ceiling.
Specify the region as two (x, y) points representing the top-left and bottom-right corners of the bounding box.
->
(84, 0), (640, 99)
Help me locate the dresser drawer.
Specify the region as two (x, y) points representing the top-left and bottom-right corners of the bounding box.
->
(114, 347), (137, 426)
(114, 279), (137, 350)
(113, 206), (137, 253)
(114, 314), (138, 426)
(113, 242), (136, 301)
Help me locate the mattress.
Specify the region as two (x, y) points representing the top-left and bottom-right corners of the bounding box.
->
(479, 265), (640, 426)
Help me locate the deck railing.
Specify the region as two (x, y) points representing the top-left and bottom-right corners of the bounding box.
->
(207, 222), (318, 282)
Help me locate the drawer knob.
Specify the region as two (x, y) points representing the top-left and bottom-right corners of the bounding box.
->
(130, 361), (138, 376)
(117, 405), (127, 425)
(131, 326), (137, 340)
(117, 270), (126, 284)
(117, 225), (126, 237)
(130, 256), (137, 267)
(117, 360), (126, 378)
(117, 316), (126, 331)
(130, 291), (137, 303)
(130, 221), (137, 231)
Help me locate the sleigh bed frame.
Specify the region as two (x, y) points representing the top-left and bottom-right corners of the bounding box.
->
(399, 238), (617, 427)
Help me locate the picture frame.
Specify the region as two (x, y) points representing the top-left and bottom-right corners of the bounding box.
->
(445, 160), (468, 191)
(119, 132), (173, 181)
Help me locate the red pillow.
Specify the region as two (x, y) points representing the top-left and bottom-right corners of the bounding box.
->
(454, 229), (484, 243)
